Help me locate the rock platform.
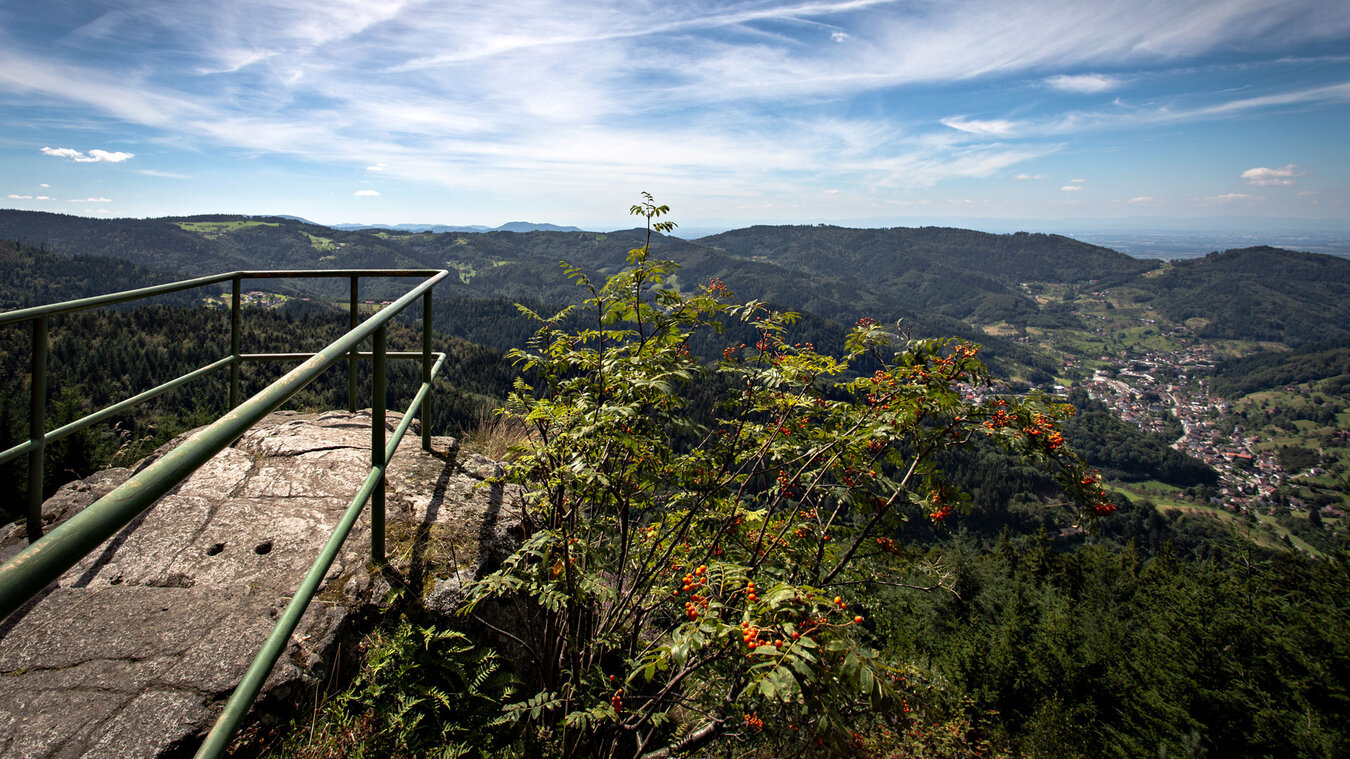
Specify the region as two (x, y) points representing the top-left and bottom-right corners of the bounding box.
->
(0, 410), (519, 758)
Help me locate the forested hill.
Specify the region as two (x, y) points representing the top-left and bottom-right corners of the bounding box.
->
(0, 239), (186, 309)
(698, 224), (1153, 284)
(697, 225), (1157, 323)
(4, 210), (1348, 348)
(1139, 246), (1350, 345)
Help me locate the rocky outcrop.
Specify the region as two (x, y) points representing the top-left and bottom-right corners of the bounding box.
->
(0, 410), (520, 758)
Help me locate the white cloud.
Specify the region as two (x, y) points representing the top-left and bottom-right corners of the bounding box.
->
(354, 189), (380, 196)
(939, 81), (1350, 142)
(39, 183), (49, 188)
(940, 117), (1024, 137)
(1241, 164), (1300, 186)
(3, 0), (1347, 218)
(1201, 192), (1260, 204)
(1127, 196), (1161, 204)
(1069, 178), (1086, 183)
(138, 169), (191, 178)
(1013, 173), (1045, 180)
(40, 146), (134, 163)
(1045, 74), (1121, 93)
(1061, 185), (1082, 191)
(70, 197), (112, 202)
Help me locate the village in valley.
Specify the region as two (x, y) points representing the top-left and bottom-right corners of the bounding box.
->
(989, 278), (1350, 556)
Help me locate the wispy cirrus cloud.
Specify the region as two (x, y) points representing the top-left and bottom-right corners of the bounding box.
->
(138, 169), (191, 178)
(1045, 74), (1122, 93)
(939, 117), (1023, 137)
(0, 0), (1346, 220)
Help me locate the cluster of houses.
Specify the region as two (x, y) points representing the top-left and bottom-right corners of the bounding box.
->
(1082, 345), (1298, 514)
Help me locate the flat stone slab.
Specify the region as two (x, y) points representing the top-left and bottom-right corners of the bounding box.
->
(0, 410), (519, 758)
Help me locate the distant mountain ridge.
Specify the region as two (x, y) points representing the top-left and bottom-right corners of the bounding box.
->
(1, 209), (1346, 350)
(330, 221), (587, 234)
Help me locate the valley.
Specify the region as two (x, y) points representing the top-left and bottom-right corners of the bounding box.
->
(1, 209), (1347, 555)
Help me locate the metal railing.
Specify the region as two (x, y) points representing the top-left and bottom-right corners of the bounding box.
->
(0, 268), (450, 757)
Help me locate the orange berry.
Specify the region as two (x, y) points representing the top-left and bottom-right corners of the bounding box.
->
(854, 615), (864, 624)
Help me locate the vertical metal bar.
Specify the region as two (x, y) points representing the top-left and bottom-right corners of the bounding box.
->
(348, 276), (359, 413)
(421, 290), (432, 451)
(229, 277), (242, 409)
(26, 316), (48, 543)
(371, 324), (387, 565)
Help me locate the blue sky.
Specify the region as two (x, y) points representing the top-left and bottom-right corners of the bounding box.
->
(1, 0), (1348, 232)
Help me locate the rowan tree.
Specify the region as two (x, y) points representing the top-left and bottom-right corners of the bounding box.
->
(463, 194), (1112, 758)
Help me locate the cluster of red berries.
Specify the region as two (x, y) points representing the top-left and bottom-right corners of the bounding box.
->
(1079, 473), (1117, 516)
(745, 579), (757, 603)
(951, 343), (979, 359)
(928, 490), (953, 522)
(856, 317), (878, 328)
(706, 277), (733, 297)
(745, 712), (764, 730)
(983, 407), (1015, 432)
(741, 621), (779, 651)
(610, 689), (623, 713)
(681, 565), (710, 620)
(876, 536), (901, 555)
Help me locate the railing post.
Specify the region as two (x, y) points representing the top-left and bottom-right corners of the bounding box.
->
(371, 324), (387, 566)
(348, 276), (359, 413)
(421, 290), (432, 451)
(26, 316), (48, 543)
(229, 276), (242, 409)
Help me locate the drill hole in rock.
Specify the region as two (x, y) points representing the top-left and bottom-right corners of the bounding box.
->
(205, 543), (225, 556)
(254, 540), (273, 555)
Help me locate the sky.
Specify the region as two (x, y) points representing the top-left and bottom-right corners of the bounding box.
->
(1, 0), (1349, 233)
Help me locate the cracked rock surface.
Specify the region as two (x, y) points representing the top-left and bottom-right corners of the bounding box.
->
(0, 410), (520, 758)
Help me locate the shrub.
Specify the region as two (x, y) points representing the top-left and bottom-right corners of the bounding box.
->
(463, 194), (1110, 758)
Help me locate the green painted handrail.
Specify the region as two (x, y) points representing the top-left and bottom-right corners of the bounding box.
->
(0, 268), (450, 755)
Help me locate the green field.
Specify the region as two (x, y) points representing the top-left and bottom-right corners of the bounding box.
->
(305, 233), (337, 251)
(175, 220), (278, 238)
(1104, 481), (1309, 555)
